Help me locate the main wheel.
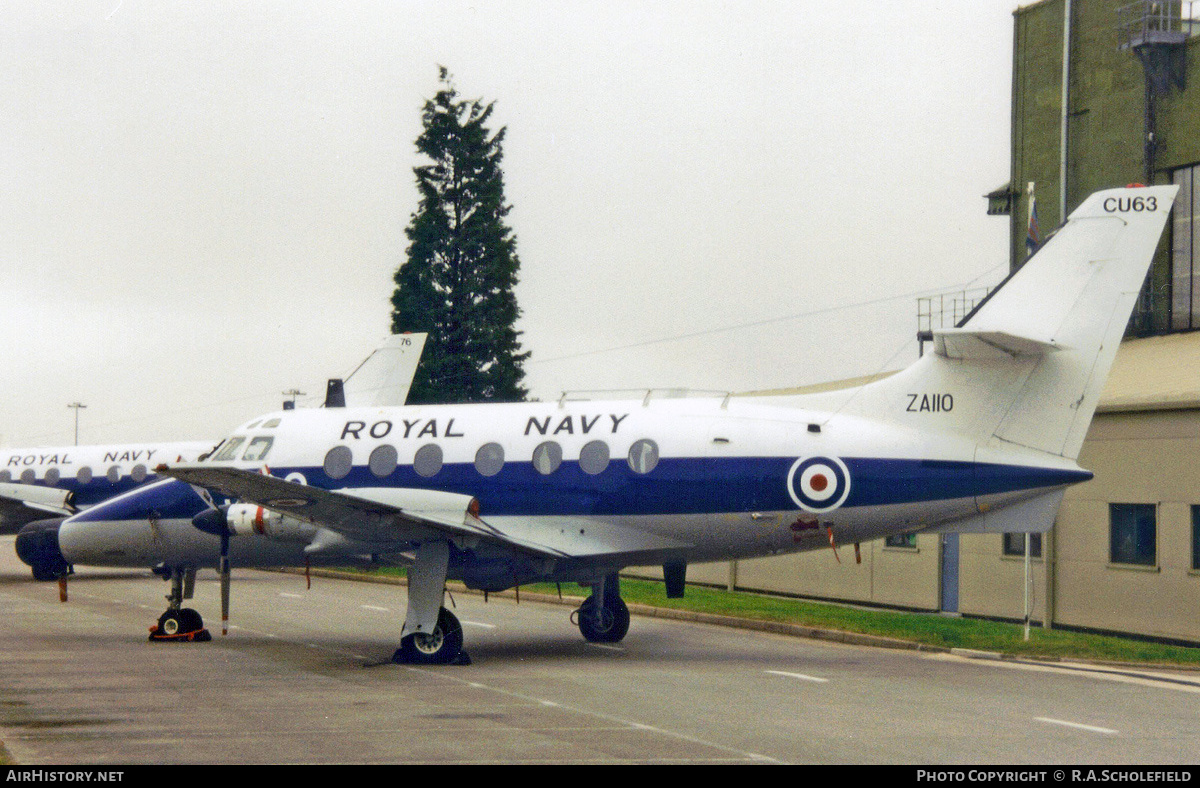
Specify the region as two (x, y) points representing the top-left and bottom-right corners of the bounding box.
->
(394, 607), (465, 665)
(577, 594), (630, 643)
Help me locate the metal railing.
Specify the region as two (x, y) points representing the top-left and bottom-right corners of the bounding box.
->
(916, 287), (993, 338)
(1117, 0), (1199, 50)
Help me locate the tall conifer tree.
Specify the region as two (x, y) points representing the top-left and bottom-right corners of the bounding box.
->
(391, 68), (530, 404)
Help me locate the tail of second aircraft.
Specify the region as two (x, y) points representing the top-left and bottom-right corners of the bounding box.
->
(816, 184), (1177, 462)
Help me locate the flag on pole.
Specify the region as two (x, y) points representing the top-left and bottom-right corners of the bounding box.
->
(1026, 193), (1042, 258)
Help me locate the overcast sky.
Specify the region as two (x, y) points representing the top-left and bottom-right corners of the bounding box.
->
(1, 1), (1020, 447)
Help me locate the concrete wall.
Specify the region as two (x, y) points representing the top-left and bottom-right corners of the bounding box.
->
(1052, 410), (1200, 642)
(633, 533), (942, 612)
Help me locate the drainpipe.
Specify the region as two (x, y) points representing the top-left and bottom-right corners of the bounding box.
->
(1059, 0), (1074, 222)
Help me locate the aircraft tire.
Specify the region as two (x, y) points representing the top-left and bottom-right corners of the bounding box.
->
(153, 608), (206, 640)
(577, 595), (630, 643)
(394, 607), (464, 665)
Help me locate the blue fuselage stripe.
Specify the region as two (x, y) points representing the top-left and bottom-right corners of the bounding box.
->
(282, 457), (1092, 517)
(69, 457), (1092, 525)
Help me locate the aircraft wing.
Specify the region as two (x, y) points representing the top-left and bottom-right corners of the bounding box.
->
(0, 483), (76, 531)
(155, 464), (687, 560)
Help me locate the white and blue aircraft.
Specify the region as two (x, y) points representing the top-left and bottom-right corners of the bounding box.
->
(11, 334), (426, 581)
(42, 186), (1175, 664)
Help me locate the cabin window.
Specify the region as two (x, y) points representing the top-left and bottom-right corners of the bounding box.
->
(323, 446), (353, 480)
(212, 437), (246, 462)
(242, 437), (274, 462)
(413, 444), (443, 478)
(0, 471), (9, 483)
(1109, 503), (1156, 566)
(44, 468), (60, 486)
(76, 466), (92, 484)
(106, 466), (121, 483)
(579, 440), (609, 475)
(19, 469), (35, 484)
(130, 465), (148, 483)
(369, 445), (398, 478)
(627, 439), (660, 475)
(475, 443), (505, 477)
(532, 441), (562, 475)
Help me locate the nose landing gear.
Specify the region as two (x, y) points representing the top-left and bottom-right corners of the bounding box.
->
(148, 566), (211, 642)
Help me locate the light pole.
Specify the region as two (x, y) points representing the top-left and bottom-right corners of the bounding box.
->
(67, 402), (86, 446)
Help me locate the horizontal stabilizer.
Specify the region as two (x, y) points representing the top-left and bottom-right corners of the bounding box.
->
(921, 489), (1065, 535)
(933, 328), (1063, 360)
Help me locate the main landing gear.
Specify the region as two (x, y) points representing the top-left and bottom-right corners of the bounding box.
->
(149, 566), (211, 643)
(394, 606), (465, 665)
(573, 573), (630, 644)
(392, 541), (470, 665)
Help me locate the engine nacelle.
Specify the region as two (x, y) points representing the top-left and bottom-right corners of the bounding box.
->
(226, 504), (315, 543)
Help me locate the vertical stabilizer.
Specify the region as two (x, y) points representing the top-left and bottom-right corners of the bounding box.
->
(817, 185), (1176, 460)
(342, 333), (429, 408)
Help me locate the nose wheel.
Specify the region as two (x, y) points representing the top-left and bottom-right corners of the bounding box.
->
(148, 566), (211, 642)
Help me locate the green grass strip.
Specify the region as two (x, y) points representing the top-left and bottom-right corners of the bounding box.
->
(344, 567), (1200, 667)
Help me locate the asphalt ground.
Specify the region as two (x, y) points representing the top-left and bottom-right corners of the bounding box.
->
(2, 535), (1198, 765)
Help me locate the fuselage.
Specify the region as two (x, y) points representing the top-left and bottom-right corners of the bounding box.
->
(57, 392), (1091, 583)
(1, 441), (213, 507)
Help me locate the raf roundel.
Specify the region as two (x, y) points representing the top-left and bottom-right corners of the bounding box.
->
(786, 456), (852, 513)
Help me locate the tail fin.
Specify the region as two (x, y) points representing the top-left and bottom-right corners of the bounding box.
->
(823, 185), (1177, 461)
(342, 333), (429, 408)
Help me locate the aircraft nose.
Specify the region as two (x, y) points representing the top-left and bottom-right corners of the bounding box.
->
(15, 517), (70, 581)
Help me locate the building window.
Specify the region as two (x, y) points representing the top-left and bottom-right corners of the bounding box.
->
(1003, 532), (1042, 558)
(1109, 503), (1156, 566)
(1171, 164), (1200, 330)
(885, 533), (917, 549)
(1192, 506), (1200, 571)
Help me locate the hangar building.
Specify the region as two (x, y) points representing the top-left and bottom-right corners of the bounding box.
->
(649, 0), (1200, 645)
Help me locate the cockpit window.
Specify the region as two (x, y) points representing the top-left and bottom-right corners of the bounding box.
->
(212, 437), (246, 462)
(242, 437), (274, 462)
(262, 418), (281, 429)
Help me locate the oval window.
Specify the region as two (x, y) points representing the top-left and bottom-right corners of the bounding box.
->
(20, 469), (35, 484)
(475, 443), (505, 477)
(44, 467), (61, 486)
(77, 466), (93, 484)
(131, 464), (148, 483)
(413, 444), (443, 478)
(0, 470), (9, 483)
(323, 446), (353, 480)
(532, 441), (562, 475)
(369, 444), (398, 478)
(627, 439), (660, 475)
(579, 440), (610, 475)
